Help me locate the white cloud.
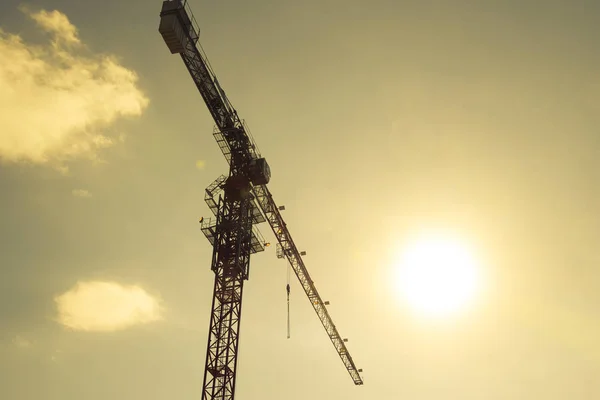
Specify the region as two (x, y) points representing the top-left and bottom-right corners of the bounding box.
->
(54, 281), (163, 332)
(71, 188), (92, 198)
(0, 8), (149, 167)
(29, 9), (80, 46)
(13, 335), (32, 348)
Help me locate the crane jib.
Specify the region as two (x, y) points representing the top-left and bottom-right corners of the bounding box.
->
(159, 1), (238, 132)
(158, 0), (364, 391)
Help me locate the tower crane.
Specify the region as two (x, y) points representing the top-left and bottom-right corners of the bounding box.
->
(158, 1), (363, 399)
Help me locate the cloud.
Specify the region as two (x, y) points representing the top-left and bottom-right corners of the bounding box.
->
(71, 189), (92, 198)
(12, 335), (32, 348)
(54, 281), (163, 332)
(28, 9), (80, 46)
(0, 8), (149, 167)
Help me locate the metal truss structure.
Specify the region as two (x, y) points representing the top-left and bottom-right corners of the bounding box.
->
(159, 1), (363, 399)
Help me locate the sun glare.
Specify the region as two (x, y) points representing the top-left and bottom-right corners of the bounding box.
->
(394, 234), (481, 318)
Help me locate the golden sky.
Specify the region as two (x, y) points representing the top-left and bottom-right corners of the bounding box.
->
(1, 1), (599, 399)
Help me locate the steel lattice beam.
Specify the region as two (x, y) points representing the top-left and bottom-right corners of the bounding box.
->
(252, 184), (364, 385)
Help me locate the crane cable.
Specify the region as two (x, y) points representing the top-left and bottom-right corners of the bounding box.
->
(286, 262), (291, 339)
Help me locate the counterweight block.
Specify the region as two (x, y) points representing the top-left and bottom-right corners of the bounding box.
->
(158, 0), (199, 54)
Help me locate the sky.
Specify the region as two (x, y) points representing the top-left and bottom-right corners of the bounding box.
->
(1, 0), (600, 399)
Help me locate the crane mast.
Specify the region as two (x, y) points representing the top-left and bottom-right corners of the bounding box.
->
(158, 1), (363, 399)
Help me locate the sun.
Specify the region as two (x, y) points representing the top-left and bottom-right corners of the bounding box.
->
(394, 234), (481, 318)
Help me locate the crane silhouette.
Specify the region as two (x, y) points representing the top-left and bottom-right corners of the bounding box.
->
(158, 2), (363, 399)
